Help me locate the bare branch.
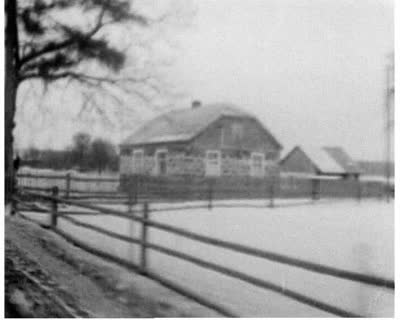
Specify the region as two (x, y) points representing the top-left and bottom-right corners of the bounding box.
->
(14, 0), (194, 135)
(19, 68), (156, 88)
(18, 5), (107, 68)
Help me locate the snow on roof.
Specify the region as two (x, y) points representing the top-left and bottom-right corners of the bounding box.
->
(121, 103), (281, 147)
(300, 146), (346, 174)
(139, 134), (193, 144)
(323, 147), (361, 174)
(280, 172), (341, 180)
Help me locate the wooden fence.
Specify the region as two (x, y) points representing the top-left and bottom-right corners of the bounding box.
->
(12, 187), (394, 317)
(17, 172), (389, 209)
(17, 173), (119, 192)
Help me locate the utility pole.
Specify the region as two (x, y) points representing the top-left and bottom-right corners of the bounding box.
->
(384, 53), (394, 201)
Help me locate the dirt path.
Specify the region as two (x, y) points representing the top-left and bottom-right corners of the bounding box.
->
(5, 216), (221, 317)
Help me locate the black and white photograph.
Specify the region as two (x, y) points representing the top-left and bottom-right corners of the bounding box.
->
(4, 0), (395, 317)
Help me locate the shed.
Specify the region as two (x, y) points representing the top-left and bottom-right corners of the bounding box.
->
(280, 146), (361, 179)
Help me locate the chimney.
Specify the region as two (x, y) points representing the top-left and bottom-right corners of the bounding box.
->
(192, 100), (201, 109)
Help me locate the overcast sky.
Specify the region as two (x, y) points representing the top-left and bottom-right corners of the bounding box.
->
(15, 0), (393, 161)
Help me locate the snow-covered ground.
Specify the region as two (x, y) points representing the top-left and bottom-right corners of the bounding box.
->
(19, 167), (119, 178)
(23, 199), (394, 317)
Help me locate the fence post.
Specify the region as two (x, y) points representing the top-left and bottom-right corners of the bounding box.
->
(140, 202), (149, 274)
(65, 173), (71, 199)
(357, 180), (362, 202)
(127, 189), (134, 212)
(208, 179), (213, 210)
(51, 186), (59, 229)
(134, 175), (139, 204)
(11, 197), (16, 216)
(127, 190), (135, 263)
(311, 179), (320, 201)
(311, 179), (315, 201)
(11, 174), (18, 216)
(269, 180), (274, 208)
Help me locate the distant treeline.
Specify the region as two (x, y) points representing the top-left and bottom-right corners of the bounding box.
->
(20, 132), (119, 173)
(357, 160), (394, 177)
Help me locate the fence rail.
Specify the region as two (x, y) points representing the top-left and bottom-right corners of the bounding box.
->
(12, 188), (394, 317)
(17, 173), (119, 182)
(49, 227), (237, 317)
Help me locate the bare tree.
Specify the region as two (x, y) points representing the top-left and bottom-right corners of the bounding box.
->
(71, 132), (91, 169)
(5, 0), (194, 203)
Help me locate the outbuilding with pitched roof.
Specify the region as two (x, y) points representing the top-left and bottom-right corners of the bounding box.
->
(280, 145), (361, 179)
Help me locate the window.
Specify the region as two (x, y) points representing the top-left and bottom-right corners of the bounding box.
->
(120, 148), (133, 175)
(231, 123), (244, 142)
(120, 148), (132, 156)
(265, 151), (278, 161)
(205, 150), (221, 176)
(120, 154), (132, 175)
(132, 149), (144, 174)
(155, 149), (168, 176)
(251, 152), (264, 177)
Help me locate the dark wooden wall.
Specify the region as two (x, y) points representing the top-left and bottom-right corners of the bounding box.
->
(280, 147), (316, 174)
(190, 116), (281, 158)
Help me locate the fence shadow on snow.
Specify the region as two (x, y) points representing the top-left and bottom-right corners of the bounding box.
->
(11, 181), (394, 317)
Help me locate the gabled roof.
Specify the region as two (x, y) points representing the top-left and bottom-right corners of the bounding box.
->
(299, 146), (346, 174)
(280, 145), (361, 175)
(323, 147), (362, 174)
(121, 102), (282, 148)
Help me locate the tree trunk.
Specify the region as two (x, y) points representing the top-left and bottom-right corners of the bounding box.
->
(5, 0), (19, 205)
